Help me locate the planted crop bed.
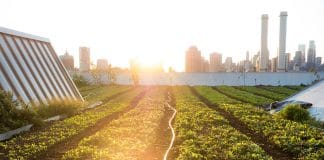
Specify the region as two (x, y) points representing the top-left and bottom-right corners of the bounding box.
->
(0, 88), (144, 160)
(258, 86), (298, 96)
(234, 86), (287, 101)
(171, 86), (272, 160)
(80, 85), (131, 104)
(63, 87), (167, 159)
(214, 86), (273, 105)
(194, 86), (324, 159)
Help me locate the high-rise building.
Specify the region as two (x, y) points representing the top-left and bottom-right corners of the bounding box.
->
(246, 51), (249, 61)
(271, 57), (278, 72)
(260, 14), (269, 72)
(97, 59), (109, 70)
(185, 46), (202, 72)
(316, 57), (322, 67)
(209, 52), (222, 72)
(79, 47), (90, 72)
(252, 53), (260, 71)
(277, 11), (288, 72)
(201, 57), (209, 72)
(59, 51), (74, 71)
(294, 51), (303, 66)
(224, 57), (233, 72)
(285, 53), (291, 71)
(307, 40), (316, 69)
(298, 44), (306, 63)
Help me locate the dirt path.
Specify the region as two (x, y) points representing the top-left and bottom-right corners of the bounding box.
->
(140, 89), (175, 160)
(190, 87), (295, 160)
(36, 89), (148, 160)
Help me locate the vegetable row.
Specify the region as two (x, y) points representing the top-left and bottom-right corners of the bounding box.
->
(172, 86), (272, 160)
(63, 87), (166, 159)
(215, 86), (273, 105)
(0, 88), (143, 160)
(194, 86), (324, 159)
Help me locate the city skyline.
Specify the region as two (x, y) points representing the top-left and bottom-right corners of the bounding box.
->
(1, 0), (324, 71)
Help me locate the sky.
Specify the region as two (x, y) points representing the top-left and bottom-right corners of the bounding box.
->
(1, 0), (324, 72)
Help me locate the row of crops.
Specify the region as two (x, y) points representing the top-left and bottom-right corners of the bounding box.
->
(0, 87), (144, 159)
(1, 84), (321, 160)
(171, 87), (272, 159)
(63, 87), (167, 159)
(194, 86), (323, 159)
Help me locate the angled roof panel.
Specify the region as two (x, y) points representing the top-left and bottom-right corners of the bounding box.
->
(0, 26), (83, 104)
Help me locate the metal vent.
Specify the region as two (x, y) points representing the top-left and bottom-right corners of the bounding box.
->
(0, 26), (83, 105)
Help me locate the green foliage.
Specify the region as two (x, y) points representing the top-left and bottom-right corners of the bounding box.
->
(194, 86), (324, 159)
(0, 90), (41, 133)
(0, 88), (143, 159)
(35, 100), (81, 119)
(277, 104), (311, 122)
(260, 86), (298, 96)
(235, 86), (286, 101)
(63, 88), (166, 159)
(172, 87), (272, 160)
(72, 74), (89, 88)
(215, 86), (273, 105)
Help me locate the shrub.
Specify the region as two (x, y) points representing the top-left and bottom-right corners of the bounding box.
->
(0, 90), (41, 133)
(35, 100), (82, 119)
(277, 104), (311, 122)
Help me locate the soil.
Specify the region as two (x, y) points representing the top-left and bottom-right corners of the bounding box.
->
(140, 88), (174, 160)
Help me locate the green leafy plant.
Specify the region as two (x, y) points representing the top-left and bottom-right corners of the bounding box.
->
(0, 90), (41, 133)
(276, 104), (311, 122)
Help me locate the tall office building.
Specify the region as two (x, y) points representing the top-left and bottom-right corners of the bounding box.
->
(277, 11), (288, 72)
(79, 47), (90, 72)
(201, 57), (209, 72)
(185, 46), (202, 72)
(271, 57), (278, 72)
(209, 52), (222, 72)
(97, 59), (109, 70)
(298, 44), (306, 63)
(59, 51), (74, 71)
(224, 57), (233, 72)
(246, 51), (250, 61)
(260, 14), (269, 72)
(316, 57), (322, 67)
(294, 51), (303, 66)
(307, 40), (316, 69)
(285, 53), (291, 70)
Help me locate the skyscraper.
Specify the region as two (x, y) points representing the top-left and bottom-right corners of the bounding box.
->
(260, 14), (269, 72)
(97, 59), (109, 71)
(185, 46), (202, 72)
(307, 40), (316, 69)
(79, 47), (90, 72)
(277, 11), (288, 72)
(225, 57), (233, 72)
(298, 44), (306, 63)
(59, 51), (74, 71)
(246, 51), (250, 61)
(209, 52), (222, 72)
(316, 57), (322, 67)
(294, 51), (303, 66)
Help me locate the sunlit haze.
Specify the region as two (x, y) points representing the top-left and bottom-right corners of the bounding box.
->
(1, 0), (324, 71)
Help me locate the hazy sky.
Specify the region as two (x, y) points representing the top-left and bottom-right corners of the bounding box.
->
(1, 0), (323, 71)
